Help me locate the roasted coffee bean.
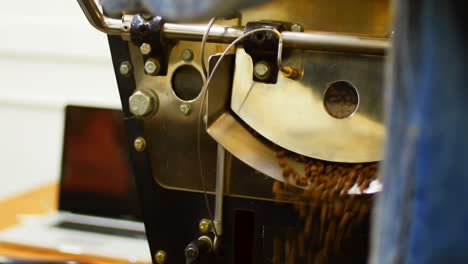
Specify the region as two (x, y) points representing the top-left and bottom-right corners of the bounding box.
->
(283, 166), (293, 177)
(310, 164), (318, 171)
(298, 233), (305, 258)
(295, 174), (301, 185)
(272, 147), (379, 262)
(359, 178), (370, 193)
(277, 150), (286, 158)
(324, 219), (337, 255)
(298, 201), (307, 219)
(318, 163), (325, 173)
(304, 209), (314, 236)
(273, 238), (281, 264)
(273, 181), (282, 193)
(299, 176), (308, 186)
(278, 158), (287, 168)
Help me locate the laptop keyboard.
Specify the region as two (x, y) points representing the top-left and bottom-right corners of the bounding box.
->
(54, 221), (147, 239)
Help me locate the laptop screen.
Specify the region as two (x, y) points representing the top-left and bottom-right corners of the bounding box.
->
(59, 105), (142, 222)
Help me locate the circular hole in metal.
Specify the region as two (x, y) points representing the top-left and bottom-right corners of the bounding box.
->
(323, 81), (359, 119)
(171, 65), (204, 101)
(255, 32), (265, 42)
(171, 65), (203, 101)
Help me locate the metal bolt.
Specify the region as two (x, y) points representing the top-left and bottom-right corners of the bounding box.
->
(291, 23), (303, 32)
(199, 219), (212, 233)
(129, 90), (158, 117)
(198, 236), (213, 252)
(185, 246), (199, 260)
(179, 104), (191, 115)
(144, 59), (160, 75)
(253, 61), (271, 80)
(155, 250), (167, 264)
(140, 43), (152, 55)
(181, 49), (194, 62)
(133, 137), (146, 152)
(119, 61), (132, 76)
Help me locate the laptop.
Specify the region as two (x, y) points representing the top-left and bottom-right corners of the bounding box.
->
(0, 105), (151, 263)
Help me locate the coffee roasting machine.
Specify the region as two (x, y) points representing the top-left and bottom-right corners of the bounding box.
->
(77, 0), (390, 263)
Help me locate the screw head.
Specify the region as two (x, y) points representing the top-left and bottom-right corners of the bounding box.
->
(133, 137), (147, 152)
(119, 61), (132, 76)
(129, 90), (158, 117)
(199, 219), (212, 233)
(179, 104), (191, 115)
(254, 61), (271, 80)
(155, 250), (167, 264)
(181, 49), (194, 62)
(291, 23), (303, 32)
(144, 59), (160, 75)
(185, 246), (199, 259)
(140, 43), (152, 55)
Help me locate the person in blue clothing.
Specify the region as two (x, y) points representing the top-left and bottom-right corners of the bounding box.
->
(370, 1), (468, 263)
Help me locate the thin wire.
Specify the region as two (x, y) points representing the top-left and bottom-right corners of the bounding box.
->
(197, 17), (219, 239)
(199, 28), (285, 121)
(201, 17), (217, 79)
(196, 27), (287, 240)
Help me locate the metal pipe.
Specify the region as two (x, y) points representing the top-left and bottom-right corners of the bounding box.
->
(163, 23), (244, 43)
(214, 144), (225, 236)
(162, 23), (389, 55)
(77, 0), (389, 54)
(77, 0), (122, 35)
(281, 31), (389, 55)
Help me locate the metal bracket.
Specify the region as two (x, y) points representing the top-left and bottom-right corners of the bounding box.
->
(243, 21), (292, 84)
(130, 14), (171, 76)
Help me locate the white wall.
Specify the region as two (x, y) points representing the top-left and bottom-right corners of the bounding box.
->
(0, 0), (122, 199)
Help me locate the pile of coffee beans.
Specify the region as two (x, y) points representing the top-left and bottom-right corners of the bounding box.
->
(272, 149), (379, 263)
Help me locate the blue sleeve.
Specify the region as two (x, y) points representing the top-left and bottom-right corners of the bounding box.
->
(370, 1), (468, 264)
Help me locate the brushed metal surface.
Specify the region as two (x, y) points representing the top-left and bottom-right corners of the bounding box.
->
(162, 23), (389, 55)
(131, 41), (229, 192)
(241, 0), (391, 37)
(126, 0), (390, 194)
(231, 48), (385, 162)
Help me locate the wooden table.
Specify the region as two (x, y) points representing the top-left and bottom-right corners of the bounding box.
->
(0, 183), (145, 264)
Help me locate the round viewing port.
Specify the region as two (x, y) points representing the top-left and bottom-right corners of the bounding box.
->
(171, 65), (204, 101)
(323, 81), (359, 119)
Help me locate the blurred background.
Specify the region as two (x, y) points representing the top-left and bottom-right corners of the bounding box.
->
(0, 0), (119, 200)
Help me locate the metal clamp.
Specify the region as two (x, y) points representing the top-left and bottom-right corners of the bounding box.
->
(130, 15), (171, 76)
(77, 0), (389, 56)
(243, 21), (293, 83)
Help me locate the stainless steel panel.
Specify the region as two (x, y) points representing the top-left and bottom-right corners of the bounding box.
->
(241, 0), (391, 37)
(131, 41), (230, 192)
(231, 48), (385, 162)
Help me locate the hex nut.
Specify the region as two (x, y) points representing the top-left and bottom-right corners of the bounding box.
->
(144, 59), (160, 75)
(253, 61), (271, 80)
(199, 219), (212, 233)
(119, 61), (132, 76)
(179, 104), (191, 115)
(133, 137), (146, 152)
(140, 43), (152, 55)
(129, 90), (158, 117)
(155, 250), (167, 264)
(181, 49), (194, 62)
(291, 23), (303, 32)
